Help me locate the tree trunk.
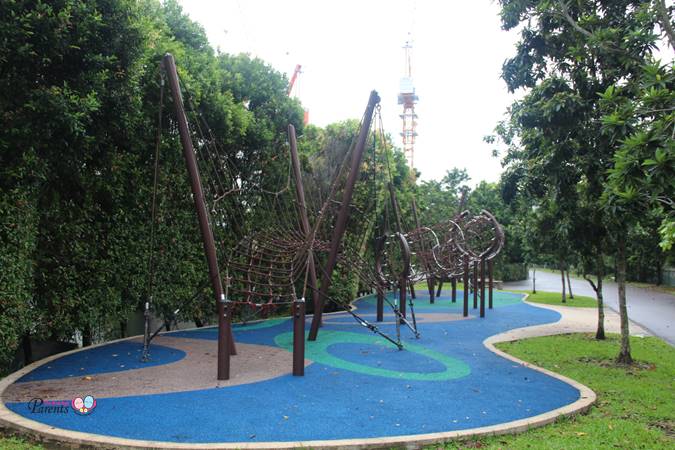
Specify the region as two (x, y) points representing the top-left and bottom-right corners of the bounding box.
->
(82, 326), (93, 347)
(566, 270), (574, 299)
(560, 261), (567, 303)
(119, 321), (127, 339)
(656, 258), (663, 286)
(22, 333), (33, 365)
(595, 272), (605, 340)
(616, 239), (633, 364)
(164, 320), (172, 332)
(194, 318), (204, 328)
(532, 267), (537, 294)
(586, 254), (606, 340)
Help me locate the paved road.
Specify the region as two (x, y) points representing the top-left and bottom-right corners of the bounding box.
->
(504, 270), (675, 346)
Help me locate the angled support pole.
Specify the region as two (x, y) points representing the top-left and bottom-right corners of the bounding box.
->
(163, 53), (235, 381)
(308, 91), (380, 341)
(288, 124), (321, 327)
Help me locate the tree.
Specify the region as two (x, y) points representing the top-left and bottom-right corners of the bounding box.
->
(0, 0), (155, 349)
(493, 0), (667, 359)
(599, 59), (674, 362)
(416, 168), (470, 226)
(600, 60), (674, 257)
(0, 0), (309, 371)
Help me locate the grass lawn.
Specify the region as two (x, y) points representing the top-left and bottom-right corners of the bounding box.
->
(0, 435), (42, 450)
(517, 290), (598, 308)
(413, 280), (464, 291)
(443, 334), (675, 449)
(533, 266), (675, 296)
(411, 280), (598, 307)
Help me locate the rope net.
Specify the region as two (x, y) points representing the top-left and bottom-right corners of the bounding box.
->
(159, 79), (413, 347)
(148, 65), (506, 356)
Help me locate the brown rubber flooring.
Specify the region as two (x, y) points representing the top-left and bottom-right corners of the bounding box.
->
(4, 336), (308, 402)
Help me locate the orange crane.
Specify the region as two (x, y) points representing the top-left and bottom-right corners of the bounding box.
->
(287, 64), (309, 125)
(287, 64), (302, 96)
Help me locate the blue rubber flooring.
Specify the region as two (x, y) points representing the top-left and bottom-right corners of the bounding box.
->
(5, 291), (580, 444)
(16, 342), (185, 382)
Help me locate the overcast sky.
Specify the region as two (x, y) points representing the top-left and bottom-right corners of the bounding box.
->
(177, 1), (521, 185)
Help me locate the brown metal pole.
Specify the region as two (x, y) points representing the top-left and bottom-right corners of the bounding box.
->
(473, 260), (478, 309)
(399, 277), (407, 319)
(292, 299), (305, 376)
(308, 90), (380, 341)
(488, 259), (494, 309)
(480, 257), (486, 318)
(463, 256), (469, 317)
(288, 125), (321, 322)
(163, 53), (234, 380)
(428, 277), (435, 303)
(376, 286), (384, 322)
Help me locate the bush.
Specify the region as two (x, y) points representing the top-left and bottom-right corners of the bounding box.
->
(0, 185), (38, 375)
(494, 262), (528, 281)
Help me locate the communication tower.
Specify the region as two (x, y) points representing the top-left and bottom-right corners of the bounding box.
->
(398, 40), (418, 169)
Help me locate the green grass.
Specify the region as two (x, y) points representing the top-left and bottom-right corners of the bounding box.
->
(0, 435), (43, 450)
(533, 266), (675, 296)
(441, 334), (675, 449)
(411, 281), (598, 308)
(413, 280), (464, 291)
(508, 290), (598, 308)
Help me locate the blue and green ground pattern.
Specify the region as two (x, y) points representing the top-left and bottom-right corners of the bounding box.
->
(5, 290), (580, 443)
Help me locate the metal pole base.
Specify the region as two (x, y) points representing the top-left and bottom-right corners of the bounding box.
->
(293, 299), (306, 376)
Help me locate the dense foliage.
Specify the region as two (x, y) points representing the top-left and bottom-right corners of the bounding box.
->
(0, 0), (303, 372)
(489, 0), (674, 360)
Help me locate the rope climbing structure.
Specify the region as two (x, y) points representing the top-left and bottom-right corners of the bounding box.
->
(143, 53), (506, 381)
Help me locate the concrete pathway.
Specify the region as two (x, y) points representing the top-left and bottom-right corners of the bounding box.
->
(504, 270), (675, 346)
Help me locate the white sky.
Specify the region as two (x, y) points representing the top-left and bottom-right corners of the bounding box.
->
(178, 1), (521, 185)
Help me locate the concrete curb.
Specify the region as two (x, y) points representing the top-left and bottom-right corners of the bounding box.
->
(0, 294), (596, 449)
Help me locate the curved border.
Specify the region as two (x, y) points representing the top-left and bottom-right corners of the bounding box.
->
(0, 294), (596, 449)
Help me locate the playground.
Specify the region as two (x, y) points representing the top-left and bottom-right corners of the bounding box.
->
(0, 290), (595, 448)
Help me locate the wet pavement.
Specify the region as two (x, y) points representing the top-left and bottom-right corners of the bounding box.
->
(504, 270), (675, 346)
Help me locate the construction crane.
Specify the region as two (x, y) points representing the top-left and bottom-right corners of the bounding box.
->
(398, 40), (418, 169)
(287, 64), (302, 96)
(287, 64), (309, 125)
